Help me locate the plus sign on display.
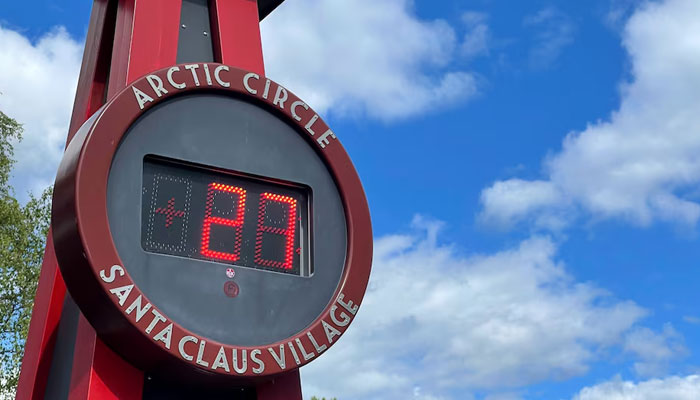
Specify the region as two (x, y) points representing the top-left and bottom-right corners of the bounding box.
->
(52, 64), (372, 380)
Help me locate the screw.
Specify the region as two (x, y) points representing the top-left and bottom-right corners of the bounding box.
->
(181, 24), (186, 29)
(203, 31), (208, 36)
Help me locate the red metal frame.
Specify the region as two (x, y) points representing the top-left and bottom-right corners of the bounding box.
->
(18, 0), (316, 398)
(15, 233), (66, 399)
(211, 0), (266, 75)
(17, 0), (116, 397)
(67, 0), (116, 140)
(107, 0), (182, 100)
(67, 316), (144, 399)
(65, 1), (183, 398)
(257, 369), (303, 399)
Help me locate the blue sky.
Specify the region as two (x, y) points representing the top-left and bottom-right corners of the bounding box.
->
(2, 0), (700, 399)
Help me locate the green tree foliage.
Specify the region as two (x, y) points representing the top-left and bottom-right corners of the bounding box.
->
(0, 110), (51, 392)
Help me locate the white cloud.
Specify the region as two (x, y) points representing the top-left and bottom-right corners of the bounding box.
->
(461, 12), (490, 59)
(606, 0), (641, 30)
(301, 217), (659, 400)
(0, 26), (82, 198)
(480, 0), (700, 230)
(479, 179), (568, 230)
(484, 393), (522, 400)
(0, 2), (483, 194)
(261, 0), (479, 121)
(623, 324), (687, 377)
(573, 375), (700, 400)
(523, 7), (575, 69)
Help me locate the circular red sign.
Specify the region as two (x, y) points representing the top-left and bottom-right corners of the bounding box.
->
(52, 63), (372, 380)
(224, 281), (240, 298)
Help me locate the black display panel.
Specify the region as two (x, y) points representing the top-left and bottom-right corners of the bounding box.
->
(141, 156), (311, 276)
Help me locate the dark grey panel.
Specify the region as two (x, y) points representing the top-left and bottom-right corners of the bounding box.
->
(177, 0), (215, 63)
(107, 94), (346, 347)
(43, 295), (81, 400)
(143, 375), (256, 399)
(258, 0), (286, 20)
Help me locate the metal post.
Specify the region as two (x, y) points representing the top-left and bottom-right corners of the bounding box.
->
(17, 1), (302, 398)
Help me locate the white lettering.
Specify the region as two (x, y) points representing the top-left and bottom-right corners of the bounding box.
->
(305, 114), (320, 136)
(307, 331), (327, 354)
(250, 349), (264, 374)
(330, 305), (351, 327)
(146, 75), (168, 97)
(268, 345), (286, 369)
(184, 64), (201, 86)
(203, 64), (213, 86)
(109, 284), (133, 306)
(145, 309), (166, 334)
(287, 342), (301, 366)
(132, 86), (154, 110)
(167, 67), (186, 89)
(272, 86), (288, 109)
(317, 129), (337, 149)
(232, 349), (247, 373)
(99, 265), (124, 283)
(337, 293), (359, 315)
(211, 346), (230, 372)
(178, 336), (197, 361)
(125, 295), (152, 322)
(214, 65), (230, 87)
(291, 100), (308, 121)
(322, 320), (341, 344)
(196, 340), (209, 367)
(153, 323), (173, 349)
(295, 338), (314, 361)
(243, 72), (259, 95)
(262, 79), (271, 99)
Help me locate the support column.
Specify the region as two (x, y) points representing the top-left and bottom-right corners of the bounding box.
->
(17, 1), (302, 398)
(68, 0), (182, 395)
(211, 0), (266, 75)
(16, 0), (116, 397)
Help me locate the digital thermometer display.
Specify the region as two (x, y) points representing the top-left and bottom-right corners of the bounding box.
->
(141, 156), (311, 276)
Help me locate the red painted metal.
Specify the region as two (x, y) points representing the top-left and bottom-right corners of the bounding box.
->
(107, 0), (182, 99)
(66, 0), (183, 398)
(211, 0), (266, 75)
(15, 233), (66, 400)
(257, 370), (303, 399)
(67, 0), (116, 143)
(17, 0), (115, 397)
(52, 64), (373, 380)
(21, 0), (312, 398)
(68, 316), (144, 399)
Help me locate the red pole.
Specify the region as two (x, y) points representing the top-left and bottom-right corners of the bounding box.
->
(65, 2), (182, 398)
(17, 0), (304, 399)
(211, 0), (266, 75)
(17, 0), (115, 396)
(257, 369), (303, 400)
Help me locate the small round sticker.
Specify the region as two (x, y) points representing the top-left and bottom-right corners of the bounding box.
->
(225, 268), (235, 278)
(224, 281), (239, 298)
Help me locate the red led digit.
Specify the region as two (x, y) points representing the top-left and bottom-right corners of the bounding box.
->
(254, 193), (298, 270)
(200, 183), (247, 262)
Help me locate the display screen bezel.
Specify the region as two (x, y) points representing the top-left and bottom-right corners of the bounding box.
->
(140, 154), (314, 277)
